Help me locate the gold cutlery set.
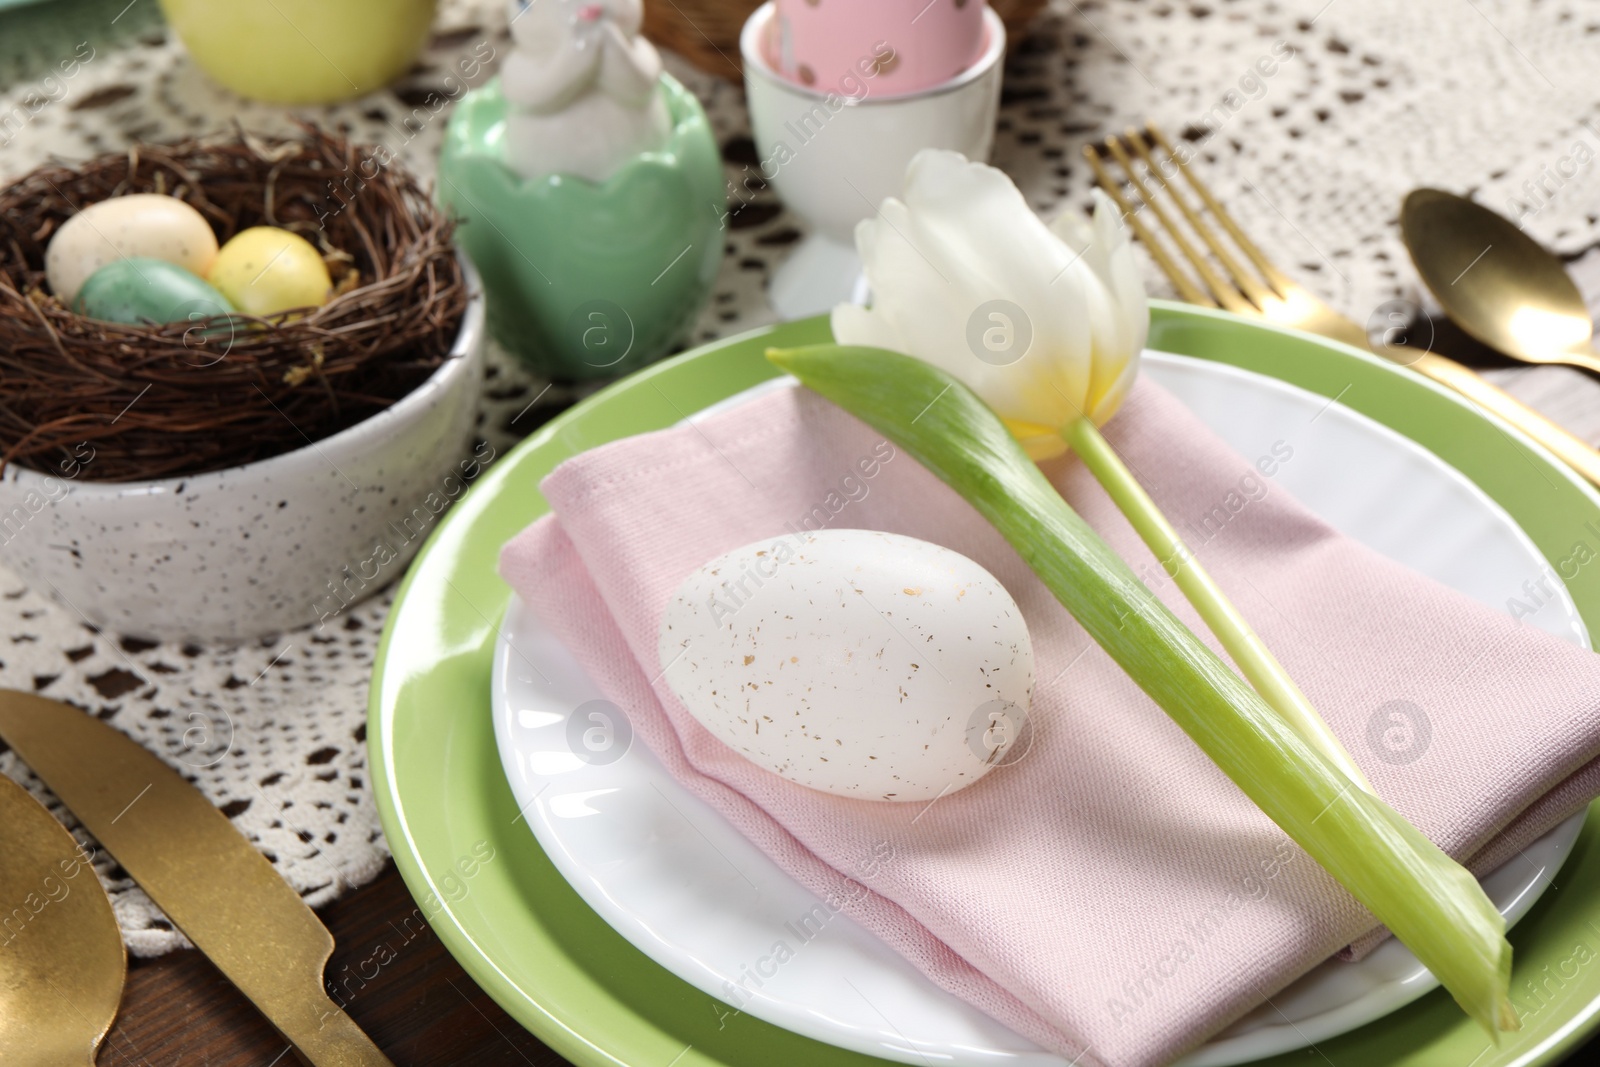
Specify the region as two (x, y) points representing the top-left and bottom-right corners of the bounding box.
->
(1087, 123), (1600, 488)
(0, 691), (392, 1067)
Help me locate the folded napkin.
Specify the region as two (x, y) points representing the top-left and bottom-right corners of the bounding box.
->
(500, 378), (1600, 1067)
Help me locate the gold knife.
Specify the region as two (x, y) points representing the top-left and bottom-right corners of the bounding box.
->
(0, 690), (393, 1067)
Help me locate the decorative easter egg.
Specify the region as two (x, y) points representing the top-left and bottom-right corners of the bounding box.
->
(159, 0), (436, 105)
(658, 529), (1034, 801)
(768, 0), (986, 96)
(73, 257), (234, 326)
(46, 193), (218, 306)
(208, 227), (332, 316)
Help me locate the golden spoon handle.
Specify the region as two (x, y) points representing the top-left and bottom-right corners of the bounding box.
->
(1566, 346), (1600, 377)
(1414, 352), (1600, 487)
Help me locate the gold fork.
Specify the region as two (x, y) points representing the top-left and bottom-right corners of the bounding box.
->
(1086, 123), (1600, 489)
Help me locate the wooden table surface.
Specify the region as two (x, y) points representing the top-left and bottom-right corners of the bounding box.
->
(93, 311), (1600, 1067)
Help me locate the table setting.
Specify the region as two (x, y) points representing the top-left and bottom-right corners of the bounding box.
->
(5, 1), (1600, 1065)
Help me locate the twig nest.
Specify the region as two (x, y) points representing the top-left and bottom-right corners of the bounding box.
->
(0, 126), (466, 482)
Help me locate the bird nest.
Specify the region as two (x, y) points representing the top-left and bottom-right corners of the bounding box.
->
(0, 126), (468, 482)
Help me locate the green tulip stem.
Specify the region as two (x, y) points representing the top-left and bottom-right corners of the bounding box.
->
(1061, 415), (1376, 796)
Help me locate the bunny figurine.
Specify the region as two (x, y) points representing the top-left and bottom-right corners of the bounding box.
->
(502, 0), (673, 183)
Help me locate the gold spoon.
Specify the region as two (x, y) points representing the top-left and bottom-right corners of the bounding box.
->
(1401, 188), (1600, 375)
(0, 774), (125, 1066)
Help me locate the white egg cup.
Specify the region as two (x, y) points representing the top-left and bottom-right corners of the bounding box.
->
(739, 2), (1005, 320)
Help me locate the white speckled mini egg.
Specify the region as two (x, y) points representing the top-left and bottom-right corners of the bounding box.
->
(658, 529), (1033, 801)
(47, 194), (219, 306)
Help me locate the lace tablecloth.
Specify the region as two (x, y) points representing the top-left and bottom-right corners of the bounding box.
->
(2, 0), (1598, 956)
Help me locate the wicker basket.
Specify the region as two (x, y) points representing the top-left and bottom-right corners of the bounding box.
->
(645, 0), (1046, 81)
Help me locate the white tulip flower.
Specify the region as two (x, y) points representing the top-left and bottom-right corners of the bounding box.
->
(831, 149), (1148, 460)
(824, 147), (1375, 799)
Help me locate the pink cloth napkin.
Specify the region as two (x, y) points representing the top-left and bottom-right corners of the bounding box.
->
(499, 378), (1600, 1067)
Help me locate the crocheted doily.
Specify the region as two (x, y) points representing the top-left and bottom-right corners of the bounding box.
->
(1, 0), (1597, 956)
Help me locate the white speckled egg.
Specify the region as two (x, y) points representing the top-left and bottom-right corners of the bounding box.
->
(47, 194), (219, 306)
(658, 529), (1034, 801)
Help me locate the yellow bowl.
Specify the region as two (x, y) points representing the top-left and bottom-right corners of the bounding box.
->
(159, 0), (438, 104)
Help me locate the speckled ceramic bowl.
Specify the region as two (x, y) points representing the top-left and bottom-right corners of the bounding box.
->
(0, 268), (486, 643)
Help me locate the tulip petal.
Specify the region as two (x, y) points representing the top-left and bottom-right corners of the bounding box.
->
(856, 197), (979, 377)
(835, 151), (1147, 441)
(1090, 189), (1150, 359)
(1052, 191), (1148, 419)
(892, 153), (1094, 429)
(1087, 352), (1140, 426)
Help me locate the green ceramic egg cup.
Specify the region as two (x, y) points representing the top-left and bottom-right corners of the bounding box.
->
(438, 74), (725, 381)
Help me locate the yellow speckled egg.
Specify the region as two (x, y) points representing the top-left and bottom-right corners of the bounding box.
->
(208, 226), (333, 317)
(46, 193), (219, 306)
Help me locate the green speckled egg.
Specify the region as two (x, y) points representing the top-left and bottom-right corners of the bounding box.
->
(73, 257), (234, 326)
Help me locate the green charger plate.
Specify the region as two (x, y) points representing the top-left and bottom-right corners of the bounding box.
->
(370, 302), (1600, 1067)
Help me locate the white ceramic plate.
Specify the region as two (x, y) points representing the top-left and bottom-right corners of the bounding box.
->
(490, 352), (1589, 1067)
